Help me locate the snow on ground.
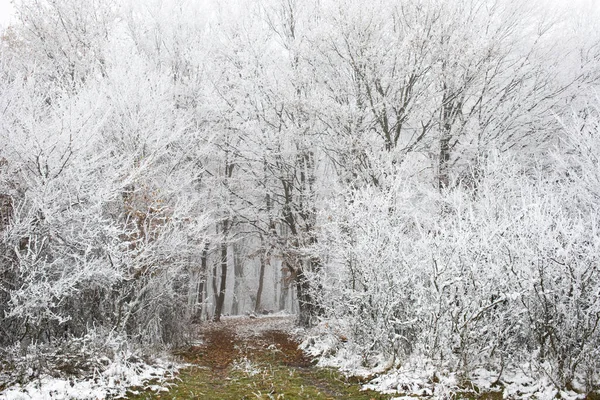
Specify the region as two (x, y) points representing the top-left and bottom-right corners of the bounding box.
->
(3, 314), (590, 399)
(203, 312), (298, 338)
(0, 314), (295, 400)
(0, 353), (180, 400)
(348, 358), (585, 400)
(300, 321), (591, 400)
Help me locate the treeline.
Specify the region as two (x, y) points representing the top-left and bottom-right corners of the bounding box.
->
(0, 0), (599, 392)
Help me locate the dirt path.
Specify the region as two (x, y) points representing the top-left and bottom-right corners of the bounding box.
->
(128, 315), (389, 399)
(180, 316), (309, 370)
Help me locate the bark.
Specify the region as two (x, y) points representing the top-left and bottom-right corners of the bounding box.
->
(254, 252), (266, 313)
(0, 193), (13, 231)
(439, 129), (451, 189)
(193, 241), (209, 322)
(231, 244), (243, 315)
(438, 78), (463, 190)
(279, 262), (291, 312)
(438, 89), (454, 190)
(213, 239), (228, 322)
(277, 149), (323, 325)
(295, 257), (323, 327)
(295, 267), (314, 327)
(213, 147), (234, 321)
(212, 257), (218, 312)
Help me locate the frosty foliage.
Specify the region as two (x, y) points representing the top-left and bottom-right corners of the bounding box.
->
(309, 147), (600, 393)
(1, 0), (600, 396)
(0, 329), (179, 399)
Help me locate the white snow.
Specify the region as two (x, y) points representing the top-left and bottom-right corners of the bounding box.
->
(301, 323), (593, 400)
(0, 355), (180, 400)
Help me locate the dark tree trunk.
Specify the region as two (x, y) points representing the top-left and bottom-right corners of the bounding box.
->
(212, 258), (218, 312)
(295, 258), (322, 327)
(439, 130), (451, 189)
(231, 244), (243, 315)
(438, 82), (462, 190)
(255, 252), (267, 313)
(438, 90), (453, 190)
(213, 133), (235, 322)
(213, 240), (228, 322)
(193, 241), (209, 322)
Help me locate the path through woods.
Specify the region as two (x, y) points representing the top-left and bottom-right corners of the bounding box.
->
(128, 316), (389, 399)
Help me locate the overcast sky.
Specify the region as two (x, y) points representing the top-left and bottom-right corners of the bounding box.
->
(0, 0), (15, 28)
(0, 0), (598, 31)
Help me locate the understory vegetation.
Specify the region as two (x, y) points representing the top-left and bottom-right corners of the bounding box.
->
(309, 142), (600, 395)
(1, 0), (600, 397)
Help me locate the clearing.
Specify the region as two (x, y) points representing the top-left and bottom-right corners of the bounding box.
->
(127, 315), (389, 400)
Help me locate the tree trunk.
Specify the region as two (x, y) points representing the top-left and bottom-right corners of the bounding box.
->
(193, 241), (209, 322)
(211, 258), (218, 315)
(213, 240), (228, 322)
(255, 252), (267, 313)
(231, 244), (243, 315)
(214, 131), (235, 322)
(438, 130), (451, 189)
(295, 260), (322, 327)
(438, 89), (453, 190)
(438, 84), (462, 190)
(279, 263), (290, 312)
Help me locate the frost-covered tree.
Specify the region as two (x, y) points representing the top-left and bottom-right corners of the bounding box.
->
(313, 125), (600, 390)
(1, 0), (600, 393)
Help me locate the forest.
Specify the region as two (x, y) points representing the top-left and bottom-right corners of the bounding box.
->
(1, 0), (600, 397)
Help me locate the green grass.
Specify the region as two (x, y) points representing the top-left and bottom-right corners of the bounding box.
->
(126, 363), (390, 399)
(122, 321), (517, 400)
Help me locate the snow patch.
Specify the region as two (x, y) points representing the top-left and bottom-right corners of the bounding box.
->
(0, 355), (180, 400)
(301, 325), (594, 399)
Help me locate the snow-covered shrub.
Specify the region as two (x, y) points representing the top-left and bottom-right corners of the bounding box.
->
(314, 168), (438, 369)
(0, 59), (208, 349)
(314, 145), (600, 391)
(0, 328), (179, 399)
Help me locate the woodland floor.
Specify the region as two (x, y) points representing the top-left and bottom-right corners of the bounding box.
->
(126, 315), (390, 400)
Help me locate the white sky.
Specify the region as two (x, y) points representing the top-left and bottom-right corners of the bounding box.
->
(0, 0), (15, 29)
(0, 0), (598, 31)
